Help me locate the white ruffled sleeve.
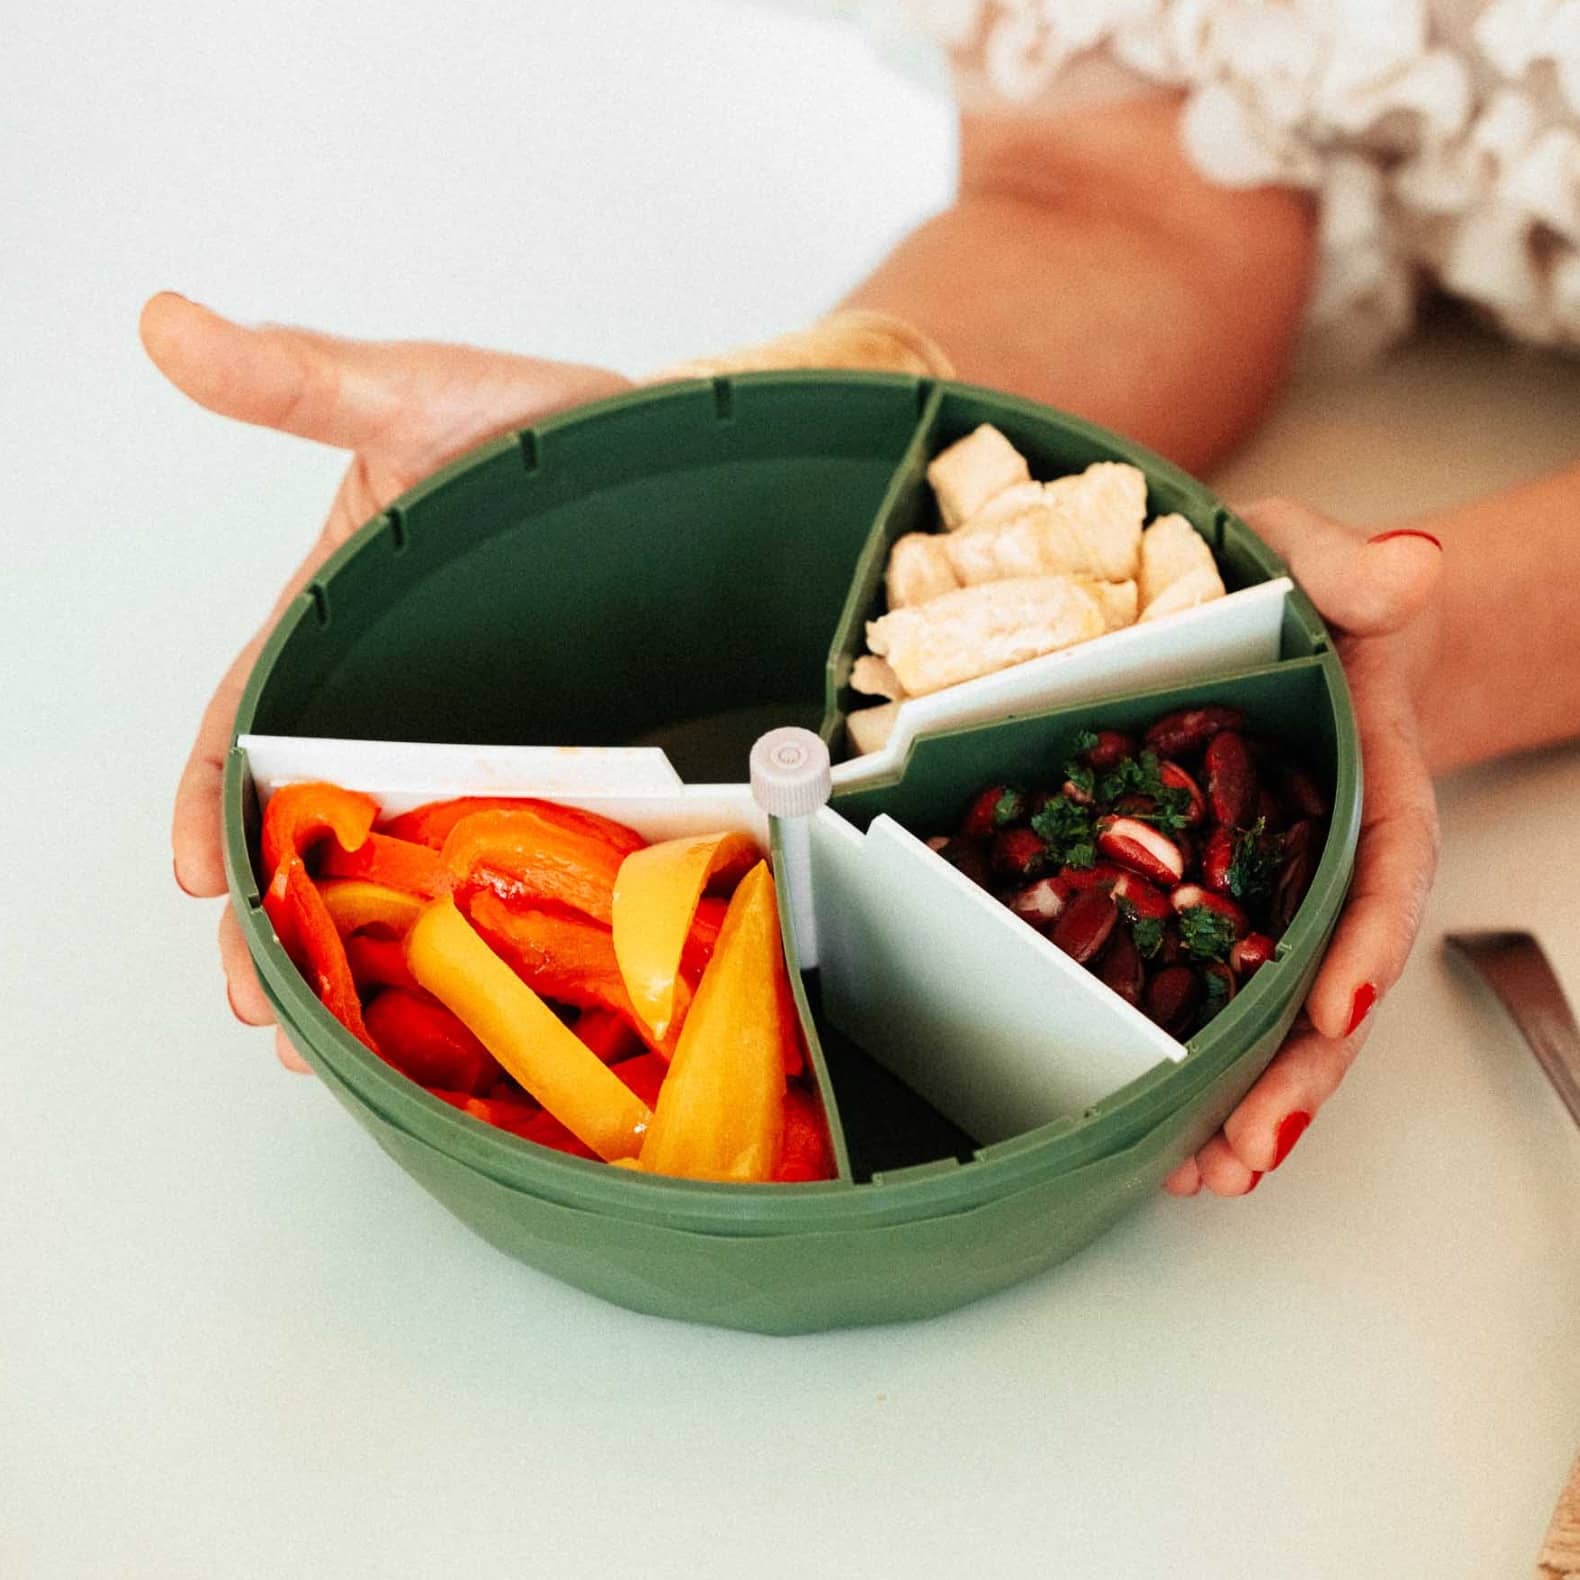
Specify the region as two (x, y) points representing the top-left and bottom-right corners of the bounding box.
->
(838, 0), (1580, 362)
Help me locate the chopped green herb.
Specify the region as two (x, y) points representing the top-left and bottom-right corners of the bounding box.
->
(1062, 760), (1096, 798)
(1129, 916), (1165, 959)
(1178, 904), (1237, 962)
(1029, 795), (1095, 868)
(1201, 966), (1233, 1017)
(1071, 728), (1099, 755)
(1096, 750), (1192, 831)
(992, 788), (1027, 829)
(1228, 818), (1281, 899)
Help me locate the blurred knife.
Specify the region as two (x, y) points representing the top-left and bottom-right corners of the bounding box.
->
(1445, 930), (1580, 1128)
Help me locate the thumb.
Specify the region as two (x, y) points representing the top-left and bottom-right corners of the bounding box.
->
(138, 292), (630, 457)
(1239, 497), (1443, 637)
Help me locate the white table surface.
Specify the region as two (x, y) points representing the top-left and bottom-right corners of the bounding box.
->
(5, 4), (1578, 1575)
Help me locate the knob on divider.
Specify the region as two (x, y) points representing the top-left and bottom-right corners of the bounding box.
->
(749, 728), (832, 820)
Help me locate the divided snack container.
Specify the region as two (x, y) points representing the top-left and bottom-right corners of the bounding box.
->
(225, 373), (1361, 1334)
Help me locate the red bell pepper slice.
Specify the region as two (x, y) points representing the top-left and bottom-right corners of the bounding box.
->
(345, 934), (421, 994)
(384, 796), (646, 857)
(262, 854), (376, 1051)
(318, 832), (447, 897)
(261, 782), (377, 881)
(679, 896), (728, 981)
(364, 988), (502, 1094)
(467, 891), (687, 1057)
(443, 809), (626, 925)
(775, 1085), (836, 1182)
(574, 1007), (644, 1065)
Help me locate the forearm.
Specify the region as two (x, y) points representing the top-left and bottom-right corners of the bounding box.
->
(1409, 462), (1580, 772)
(843, 97), (1317, 474)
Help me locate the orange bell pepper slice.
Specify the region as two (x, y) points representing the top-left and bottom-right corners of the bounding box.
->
(405, 895), (651, 1162)
(319, 832), (447, 897)
(261, 781), (377, 880)
(384, 796), (646, 857)
(636, 861), (789, 1183)
(319, 879), (424, 937)
(345, 934), (421, 994)
(262, 855), (376, 1052)
(775, 1086), (836, 1182)
(467, 891), (687, 1058)
(364, 988), (501, 1094)
(612, 831), (759, 1042)
(442, 809), (626, 925)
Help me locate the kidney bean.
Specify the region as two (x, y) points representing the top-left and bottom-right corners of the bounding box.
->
(1280, 765), (1329, 821)
(1145, 965), (1202, 1038)
(1201, 826), (1235, 893)
(1201, 960), (1237, 1015)
(1005, 876), (1068, 926)
(1057, 862), (1125, 893)
(1272, 819), (1318, 930)
(1111, 871), (1170, 920)
(961, 784), (1026, 839)
(1097, 817), (1185, 885)
(1205, 730), (1258, 829)
(1081, 729), (1136, 771)
(1170, 884), (1250, 936)
(1256, 788), (1288, 833)
(936, 837), (991, 888)
(1095, 927), (1144, 1006)
(1144, 706), (1244, 758)
(990, 827), (1051, 881)
(1113, 793), (1158, 818)
(1049, 889), (1118, 964)
(1230, 932), (1275, 977)
(1061, 778), (1095, 806)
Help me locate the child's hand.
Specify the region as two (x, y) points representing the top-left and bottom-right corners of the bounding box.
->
(144, 294), (631, 1068)
(1165, 500), (1444, 1196)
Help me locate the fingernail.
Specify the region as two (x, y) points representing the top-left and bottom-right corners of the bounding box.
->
(1368, 528), (1442, 551)
(1347, 981), (1378, 1036)
(174, 858), (197, 897)
(1272, 1110), (1311, 1169)
(1244, 1171), (1263, 1194)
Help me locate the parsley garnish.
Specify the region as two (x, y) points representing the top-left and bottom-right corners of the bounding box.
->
(992, 788), (1027, 828)
(1030, 795), (1096, 869)
(1095, 750), (1192, 832)
(1202, 965), (1233, 1017)
(1129, 916), (1164, 959)
(1178, 904), (1237, 962)
(1071, 728), (1100, 756)
(1227, 818), (1281, 899)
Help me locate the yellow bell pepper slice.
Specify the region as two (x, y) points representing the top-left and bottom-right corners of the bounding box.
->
(319, 879), (425, 938)
(637, 861), (788, 1183)
(406, 896), (651, 1162)
(612, 831), (758, 1041)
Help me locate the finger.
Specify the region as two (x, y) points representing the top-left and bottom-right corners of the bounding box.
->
(275, 1028), (313, 1074)
(1239, 497), (1442, 636)
(1221, 1021), (1369, 1174)
(140, 293), (631, 460)
(1303, 665), (1440, 1041)
(1193, 1132), (1261, 1197)
(218, 907), (275, 1026)
(1163, 1156), (1201, 1195)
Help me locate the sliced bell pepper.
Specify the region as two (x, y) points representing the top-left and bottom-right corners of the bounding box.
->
(609, 1050), (669, 1110)
(679, 897), (728, 981)
(262, 855), (376, 1051)
(574, 1007), (644, 1065)
(612, 831), (759, 1042)
(260, 781), (377, 881)
(467, 890), (687, 1058)
(775, 1085), (836, 1182)
(318, 832), (447, 897)
(364, 988), (502, 1094)
(637, 861), (788, 1183)
(442, 809), (627, 925)
(319, 879), (425, 937)
(405, 895), (651, 1162)
(384, 796), (646, 857)
(345, 933), (421, 994)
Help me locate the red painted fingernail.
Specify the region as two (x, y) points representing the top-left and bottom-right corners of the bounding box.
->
(1368, 528), (1442, 551)
(1347, 981), (1378, 1036)
(1272, 1111), (1311, 1169)
(1244, 1171), (1263, 1194)
(174, 858), (197, 897)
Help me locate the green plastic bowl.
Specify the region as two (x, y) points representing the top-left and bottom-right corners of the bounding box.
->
(225, 372), (1360, 1333)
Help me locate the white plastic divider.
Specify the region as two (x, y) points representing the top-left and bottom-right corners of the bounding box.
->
(239, 734), (766, 838)
(833, 576), (1292, 789)
(808, 809), (1184, 1146)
